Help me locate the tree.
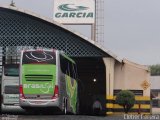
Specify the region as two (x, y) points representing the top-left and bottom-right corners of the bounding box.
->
(150, 64), (160, 76)
(115, 90), (135, 114)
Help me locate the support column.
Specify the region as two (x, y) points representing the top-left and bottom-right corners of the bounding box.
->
(103, 57), (115, 115)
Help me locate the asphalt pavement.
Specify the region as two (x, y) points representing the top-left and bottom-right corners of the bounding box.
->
(1, 114), (160, 120)
(0, 115), (136, 120)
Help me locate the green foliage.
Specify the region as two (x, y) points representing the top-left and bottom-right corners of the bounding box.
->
(150, 64), (160, 76)
(115, 90), (135, 113)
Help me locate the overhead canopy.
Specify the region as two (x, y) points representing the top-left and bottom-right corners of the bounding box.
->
(0, 5), (121, 62)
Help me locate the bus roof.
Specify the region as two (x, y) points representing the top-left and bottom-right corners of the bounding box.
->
(22, 49), (55, 52)
(22, 49), (75, 64)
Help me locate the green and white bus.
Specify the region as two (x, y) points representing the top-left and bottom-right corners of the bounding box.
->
(19, 49), (79, 114)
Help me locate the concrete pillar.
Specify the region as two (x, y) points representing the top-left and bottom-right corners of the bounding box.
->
(158, 92), (160, 107)
(103, 57), (115, 115)
(103, 57), (115, 97)
(158, 92), (160, 98)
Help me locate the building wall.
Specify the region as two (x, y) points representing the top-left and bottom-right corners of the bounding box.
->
(114, 62), (125, 89)
(106, 58), (151, 115)
(115, 59), (150, 96)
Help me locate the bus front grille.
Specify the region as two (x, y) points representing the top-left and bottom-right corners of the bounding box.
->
(25, 75), (53, 81)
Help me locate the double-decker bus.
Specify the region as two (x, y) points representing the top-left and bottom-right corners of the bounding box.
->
(19, 49), (79, 114)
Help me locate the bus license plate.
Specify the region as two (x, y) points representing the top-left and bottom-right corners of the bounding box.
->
(33, 101), (44, 104)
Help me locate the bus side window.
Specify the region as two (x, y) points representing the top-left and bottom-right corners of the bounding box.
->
(72, 64), (77, 80)
(75, 64), (78, 80)
(68, 62), (74, 79)
(60, 54), (77, 80)
(60, 55), (67, 75)
(67, 62), (70, 77)
(72, 64), (75, 79)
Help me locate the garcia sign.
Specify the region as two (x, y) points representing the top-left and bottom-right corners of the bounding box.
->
(53, 0), (95, 24)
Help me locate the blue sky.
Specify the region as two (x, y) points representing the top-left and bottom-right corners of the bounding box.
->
(0, 0), (160, 65)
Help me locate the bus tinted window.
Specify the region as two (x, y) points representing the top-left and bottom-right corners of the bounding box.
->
(4, 68), (19, 76)
(22, 51), (56, 64)
(60, 54), (77, 79)
(72, 64), (78, 79)
(60, 55), (68, 74)
(68, 62), (74, 79)
(4, 86), (19, 94)
(4, 65), (19, 76)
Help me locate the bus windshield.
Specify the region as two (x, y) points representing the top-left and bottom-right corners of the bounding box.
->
(4, 65), (19, 76)
(22, 51), (56, 64)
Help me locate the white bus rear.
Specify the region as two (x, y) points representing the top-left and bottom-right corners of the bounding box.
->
(1, 64), (24, 112)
